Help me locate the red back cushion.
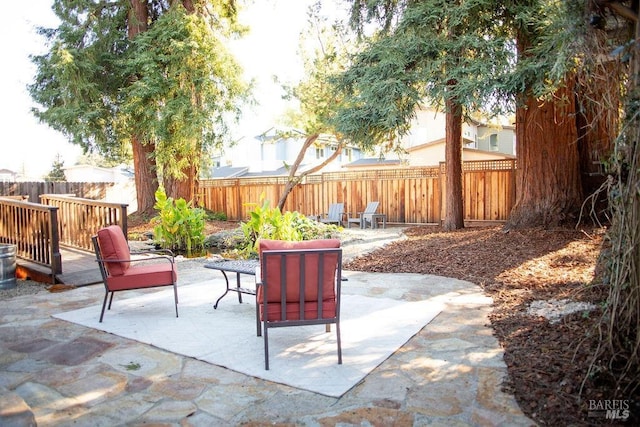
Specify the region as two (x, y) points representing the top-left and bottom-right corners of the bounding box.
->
(258, 239), (341, 305)
(97, 225), (131, 276)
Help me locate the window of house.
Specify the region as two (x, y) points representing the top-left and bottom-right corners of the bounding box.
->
(345, 148), (352, 161)
(490, 134), (498, 151)
(316, 147), (323, 159)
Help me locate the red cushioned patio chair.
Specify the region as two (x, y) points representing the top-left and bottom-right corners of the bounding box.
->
(92, 225), (178, 323)
(256, 238), (343, 370)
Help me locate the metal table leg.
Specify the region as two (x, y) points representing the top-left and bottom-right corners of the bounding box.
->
(213, 270), (230, 309)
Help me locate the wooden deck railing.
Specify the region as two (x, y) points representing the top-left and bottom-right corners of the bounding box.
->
(0, 197), (62, 277)
(39, 195), (128, 252)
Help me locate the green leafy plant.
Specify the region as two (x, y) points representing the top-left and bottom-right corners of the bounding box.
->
(203, 209), (227, 221)
(152, 188), (205, 256)
(238, 196), (301, 258)
(290, 211), (341, 240)
(120, 361), (141, 371)
(236, 194), (341, 258)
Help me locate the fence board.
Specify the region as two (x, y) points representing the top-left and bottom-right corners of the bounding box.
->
(40, 195), (128, 251)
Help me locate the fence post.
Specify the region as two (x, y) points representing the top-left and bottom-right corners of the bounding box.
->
(48, 206), (62, 275)
(119, 204), (128, 236)
(235, 179), (241, 221)
(439, 162), (446, 224)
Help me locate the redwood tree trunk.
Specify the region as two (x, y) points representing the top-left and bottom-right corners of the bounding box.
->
(575, 61), (618, 212)
(132, 135), (159, 214)
(164, 163), (197, 203)
(128, 1), (159, 215)
(443, 95), (464, 231)
(507, 81), (583, 228)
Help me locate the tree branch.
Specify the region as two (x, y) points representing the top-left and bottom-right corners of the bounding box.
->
(595, 0), (638, 22)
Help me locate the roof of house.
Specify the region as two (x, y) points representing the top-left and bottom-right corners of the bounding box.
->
(209, 166), (249, 178)
(405, 137), (472, 152)
(344, 158), (403, 168)
(405, 138), (515, 158)
(208, 162), (330, 179)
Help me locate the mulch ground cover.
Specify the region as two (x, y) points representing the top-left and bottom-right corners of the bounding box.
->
(345, 224), (638, 426)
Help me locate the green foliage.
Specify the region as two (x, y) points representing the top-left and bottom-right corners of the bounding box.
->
(238, 196), (300, 258)
(281, 9), (359, 137)
(236, 195), (340, 258)
(29, 0), (130, 160)
(28, 0), (250, 178)
(44, 154), (67, 182)
(120, 362), (141, 371)
(333, 0), (591, 150)
(290, 212), (341, 241)
(203, 209), (227, 221)
(120, 5), (250, 181)
(152, 188), (205, 256)
(333, 0), (518, 150)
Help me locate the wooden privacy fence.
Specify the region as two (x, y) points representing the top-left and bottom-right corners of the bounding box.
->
(198, 159), (517, 224)
(0, 197), (61, 277)
(0, 181), (114, 204)
(40, 195), (128, 252)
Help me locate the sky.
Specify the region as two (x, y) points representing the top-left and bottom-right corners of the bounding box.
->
(0, 0), (335, 179)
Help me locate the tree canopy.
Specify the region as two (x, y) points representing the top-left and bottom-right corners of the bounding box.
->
(44, 154), (67, 182)
(29, 0), (250, 211)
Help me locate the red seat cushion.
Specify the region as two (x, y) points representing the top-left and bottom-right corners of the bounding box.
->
(258, 239), (340, 321)
(261, 300), (337, 321)
(105, 263), (177, 291)
(97, 225), (131, 276)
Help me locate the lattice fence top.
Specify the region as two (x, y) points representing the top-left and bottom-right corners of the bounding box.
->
(201, 167), (446, 187)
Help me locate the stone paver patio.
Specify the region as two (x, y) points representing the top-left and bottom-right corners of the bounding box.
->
(0, 228), (533, 426)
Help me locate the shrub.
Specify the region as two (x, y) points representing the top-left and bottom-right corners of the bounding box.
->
(203, 209), (227, 221)
(152, 188), (205, 256)
(236, 195), (341, 258)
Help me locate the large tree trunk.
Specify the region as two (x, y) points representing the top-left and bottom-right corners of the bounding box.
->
(128, 1), (159, 215)
(164, 162), (197, 202)
(132, 135), (158, 214)
(575, 61), (619, 219)
(506, 81), (583, 228)
(442, 94), (464, 231)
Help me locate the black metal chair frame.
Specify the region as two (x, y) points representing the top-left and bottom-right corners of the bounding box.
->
(256, 247), (343, 370)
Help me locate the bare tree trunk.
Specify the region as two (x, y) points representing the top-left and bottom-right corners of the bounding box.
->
(128, 0), (148, 36)
(276, 134), (343, 211)
(128, 1), (159, 215)
(442, 93), (464, 231)
(507, 80), (583, 228)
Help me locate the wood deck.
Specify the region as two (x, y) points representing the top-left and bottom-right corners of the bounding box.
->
(17, 247), (102, 287)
